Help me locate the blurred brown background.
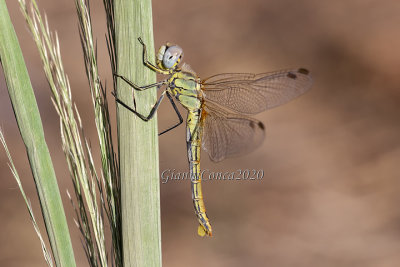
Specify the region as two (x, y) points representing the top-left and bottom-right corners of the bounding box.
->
(1, 0), (400, 266)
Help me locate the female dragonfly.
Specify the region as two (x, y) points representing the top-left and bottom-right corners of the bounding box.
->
(113, 38), (312, 237)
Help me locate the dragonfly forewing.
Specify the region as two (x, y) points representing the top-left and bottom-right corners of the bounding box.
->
(201, 68), (312, 114)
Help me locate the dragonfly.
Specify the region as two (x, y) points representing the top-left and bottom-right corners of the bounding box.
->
(113, 37), (312, 237)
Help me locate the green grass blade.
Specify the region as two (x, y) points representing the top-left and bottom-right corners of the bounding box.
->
(0, 129), (54, 267)
(115, 0), (162, 265)
(0, 1), (76, 266)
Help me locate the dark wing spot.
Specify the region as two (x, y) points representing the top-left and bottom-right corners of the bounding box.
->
(298, 68), (309, 75)
(287, 72), (297, 79)
(250, 121), (265, 130)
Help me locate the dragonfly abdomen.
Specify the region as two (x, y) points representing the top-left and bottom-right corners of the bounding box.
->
(187, 109), (212, 237)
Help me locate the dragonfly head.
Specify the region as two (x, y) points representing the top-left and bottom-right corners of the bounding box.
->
(157, 43), (184, 70)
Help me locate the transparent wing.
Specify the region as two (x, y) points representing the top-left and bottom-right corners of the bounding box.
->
(202, 68), (312, 114)
(201, 102), (265, 162)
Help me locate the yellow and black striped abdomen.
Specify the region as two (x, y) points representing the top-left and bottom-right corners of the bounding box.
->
(186, 109), (212, 236)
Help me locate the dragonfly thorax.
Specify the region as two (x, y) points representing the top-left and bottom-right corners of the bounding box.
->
(168, 71), (202, 111)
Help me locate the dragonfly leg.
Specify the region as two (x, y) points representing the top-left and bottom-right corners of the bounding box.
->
(159, 92), (183, 136)
(112, 91), (165, 122)
(138, 37), (170, 75)
(114, 73), (167, 91)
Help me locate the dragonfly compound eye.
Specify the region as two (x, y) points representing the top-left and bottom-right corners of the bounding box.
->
(162, 45), (183, 69)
